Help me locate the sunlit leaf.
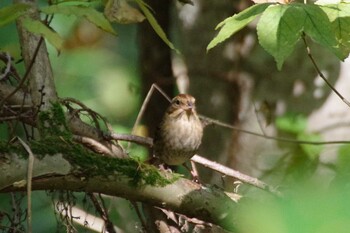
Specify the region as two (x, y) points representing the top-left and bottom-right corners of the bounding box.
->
(302, 4), (346, 60)
(207, 3), (271, 51)
(320, 3), (350, 59)
(257, 4), (305, 70)
(134, 0), (179, 53)
(41, 5), (116, 35)
(0, 3), (31, 27)
(298, 133), (323, 160)
(22, 17), (64, 51)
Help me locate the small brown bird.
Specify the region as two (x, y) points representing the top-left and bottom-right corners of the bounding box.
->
(154, 94), (203, 165)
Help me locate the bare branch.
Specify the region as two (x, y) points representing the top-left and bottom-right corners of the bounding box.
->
(72, 135), (114, 156)
(108, 132), (153, 147)
(107, 132), (280, 196)
(191, 155), (282, 197)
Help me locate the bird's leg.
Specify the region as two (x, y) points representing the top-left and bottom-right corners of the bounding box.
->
(184, 162), (201, 184)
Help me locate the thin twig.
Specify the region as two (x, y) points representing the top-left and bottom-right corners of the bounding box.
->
(0, 37), (44, 109)
(72, 135), (113, 155)
(131, 201), (150, 232)
(107, 131), (281, 195)
(0, 52), (12, 81)
(129, 83), (171, 150)
(87, 193), (116, 233)
(109, 132), (153, 147)
(302, 33), (350, 108)
(200, 115), (350, 145)
(60, 97), (110, 131)
(18, 137), (34, 233)
(191, 155), (282, 197)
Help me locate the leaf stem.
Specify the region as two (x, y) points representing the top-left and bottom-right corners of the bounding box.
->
(302, 33), (350, 108)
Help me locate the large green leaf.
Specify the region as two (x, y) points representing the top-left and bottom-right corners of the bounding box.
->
(207, 3), (271, 51)
(134, 0), (179, 53)
(41, 5), (116, 35)
(257, 4), (305, 70)
(22, 17), (64, 51)
(0, 3), (31, 27)
(302, 4), (346, 60)
(320, 3), (350, 59)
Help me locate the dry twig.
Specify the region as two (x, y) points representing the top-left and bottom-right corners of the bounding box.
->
(17, 137), (34, 233)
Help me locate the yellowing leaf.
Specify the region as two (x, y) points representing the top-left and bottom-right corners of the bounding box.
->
(41, 5), (116, 35)
(104, 0), (145, 24)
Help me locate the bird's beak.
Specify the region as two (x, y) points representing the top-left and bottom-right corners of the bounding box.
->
(185, 103), (193, 119)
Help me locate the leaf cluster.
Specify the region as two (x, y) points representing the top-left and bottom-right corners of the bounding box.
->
(0, 0), (178, 53)
(208, 2), (350, 70)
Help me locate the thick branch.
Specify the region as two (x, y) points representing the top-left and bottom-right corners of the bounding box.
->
(0, 152), (238, 232)
(14, 0), (58, 110)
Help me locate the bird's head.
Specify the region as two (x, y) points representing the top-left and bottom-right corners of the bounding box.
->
(168, 94), (197, 120)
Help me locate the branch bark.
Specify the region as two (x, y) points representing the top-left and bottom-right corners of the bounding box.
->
(14, 0), (58, 110)
(0, 152), (238, 232)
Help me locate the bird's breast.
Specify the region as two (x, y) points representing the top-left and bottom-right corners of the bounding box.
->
(162, 114), (203, 150)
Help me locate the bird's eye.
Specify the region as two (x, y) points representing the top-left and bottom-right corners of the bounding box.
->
(175, 100), (181, 105)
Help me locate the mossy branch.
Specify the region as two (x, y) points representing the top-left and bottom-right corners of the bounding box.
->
(0, 145), (239, 232)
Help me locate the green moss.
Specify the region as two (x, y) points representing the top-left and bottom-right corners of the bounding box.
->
(38, 102), (71, 137)
(28, 136), (178, 186)
(1, 103), (178, 187)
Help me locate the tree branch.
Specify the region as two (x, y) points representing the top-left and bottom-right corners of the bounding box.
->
(0, 152), (238, 232)
(14, 0), (58, 110)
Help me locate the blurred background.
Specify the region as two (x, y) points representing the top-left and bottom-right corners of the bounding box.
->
(2, 0), (350, 232)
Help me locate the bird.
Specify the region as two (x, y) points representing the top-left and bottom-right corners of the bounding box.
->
(153, 94), (203, 165)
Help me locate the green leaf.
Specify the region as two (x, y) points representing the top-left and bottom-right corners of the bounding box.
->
(22, 17), (64, 51)
(337, 144), (350, 177)
(297, 133), (323, 160)
(207, 3), (271, 51)
(302, 4), (346, 60)
(275, 114), (307, 134)
(0, 3), (31, 27)
(41, 5), (116, 35)
(257, 4), (305, 70)
(134, 0), (179, 53)
(320, 3), (350, 59)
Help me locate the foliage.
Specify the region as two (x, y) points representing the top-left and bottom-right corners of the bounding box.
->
(0, 0), (178, 53)
(208, 2), (350, 69)
(2, 0), (350, 232)
(276, 114), (323, 160)
(237, 183), (350, 233)
(0, 3), (31, 27)
(134, 0), (179, 53)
